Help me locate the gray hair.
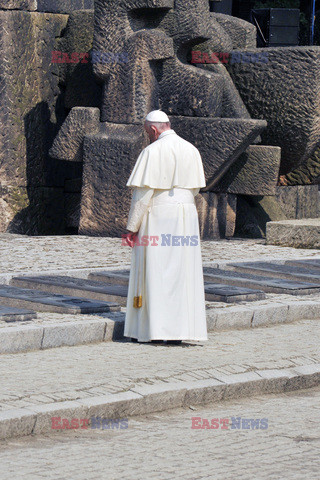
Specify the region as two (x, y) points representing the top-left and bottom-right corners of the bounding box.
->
(145, 120), (171, 132)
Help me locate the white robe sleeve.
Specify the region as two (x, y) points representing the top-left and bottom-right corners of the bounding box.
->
(126, 187), (154, 232)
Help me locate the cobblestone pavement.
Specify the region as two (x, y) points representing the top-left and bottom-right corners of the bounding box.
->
(0, 387), (319, 480)
(0, 318), (319, 411)
(0, 235), (319, 478)
(1, 234), (320, 275)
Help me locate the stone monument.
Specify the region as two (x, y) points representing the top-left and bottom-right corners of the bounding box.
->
(1, 0), (320, 238)
(50, 0), (282, 239)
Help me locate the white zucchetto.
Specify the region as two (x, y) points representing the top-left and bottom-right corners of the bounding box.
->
(145, 110), (170, 123)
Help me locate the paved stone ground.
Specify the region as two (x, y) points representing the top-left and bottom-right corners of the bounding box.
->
(1, 233), (320, 333)
(0, 317), (318, 411)
(0, 234), (320, 474)
(0, 387), (319, 480)
(1, 234), (320, 276)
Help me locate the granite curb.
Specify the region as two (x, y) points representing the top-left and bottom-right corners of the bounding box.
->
(0, 318), (125, 354)
(1, 364), (319, 440)
(2, 296), (320, 354)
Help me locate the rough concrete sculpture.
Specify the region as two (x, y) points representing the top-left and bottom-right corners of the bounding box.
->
(278, 146), (320, 186)
(2, 1), (319, 237)
(0, 7), (68, 233)
(50, 0), (284, 238)
(228, 47), (320, 175)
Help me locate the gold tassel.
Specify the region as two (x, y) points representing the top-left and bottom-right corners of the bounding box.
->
(133, 296), (142, 309)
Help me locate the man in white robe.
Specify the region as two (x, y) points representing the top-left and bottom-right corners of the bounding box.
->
(124, 110), (208, 344)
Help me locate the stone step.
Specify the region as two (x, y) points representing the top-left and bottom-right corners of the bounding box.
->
(229, 262), (320, 284)
(285, 259), (320, 272)
(88, 270), (129, 286)
(0, 361), (319, 440)
(204, 283), (265, 302)
(0, 306), (37, 323)
(88, 271), (265, 303)
(0, 313), (125, 355)
(2, 294), (320, 354)
(11, 276), (128, 307)
(0, 290), (318, 440)
(203, 267), (320, 295)
(266, 219), (320, 249)
(0, 285), (120, 314)
(89, 268), (316, 298)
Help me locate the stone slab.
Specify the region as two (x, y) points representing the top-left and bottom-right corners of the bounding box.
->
(41, 320), (106, 349)
(274, 186), (320, 220)
(1, 297), (320, 355)
(79, 117), (259, 238)
(90, 266), (320, 297)
(0, 316), (125, 354)
(31, 400), (88, 436)
(285, 259), (320, 271)
(0, 285), (120, 314)
(88, 271), (130, 286)
(287, 300), (320, 322)
(0, 305), (36, 323)
(0, 1), (36, 9)
(212, 145), (281, 195)
(87, 271), (265, 303)
(211, 306), (254, 330)
(11, 274), (266, 305)
(182, 378), (226, 406)
(49, 107), (100, 162)
(77, 391), (145, 419)
(56, 10), (101, 111)
(237, 187), (320, 240)
(230, 261), (320, 284)
(251, 304), (289, 327)
(79, 125), (146, 237)
(131, 383), (187, 414)
(170, 117), (267, 190)
(0, 408), (36, 440)
(11, 275), (128, 306)
(267, 219), (320, 249)
(0, 326), (43, 354)
(204, 283), (265, 303)
(203, 267), (320, 295)
(37, 0), (93, 13)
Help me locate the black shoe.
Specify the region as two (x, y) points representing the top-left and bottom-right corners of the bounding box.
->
(131, 338), (138, 343)
(166, 340), (182, 345)
(151, 340), (163, 344)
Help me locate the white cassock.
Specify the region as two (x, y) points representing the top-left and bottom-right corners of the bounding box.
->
(124, 129), (208, 342)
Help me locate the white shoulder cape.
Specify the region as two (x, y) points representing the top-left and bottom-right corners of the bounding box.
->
(126, 130), (206, 189)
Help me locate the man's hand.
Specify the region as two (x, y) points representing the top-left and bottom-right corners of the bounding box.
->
(126, 231), (138, 248)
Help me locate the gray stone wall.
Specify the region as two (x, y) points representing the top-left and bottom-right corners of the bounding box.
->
(0, 0), (95, 234)
(236, 186), (320, 238)
(0, 0), (93, 12)
(0, 10), (77, 234)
